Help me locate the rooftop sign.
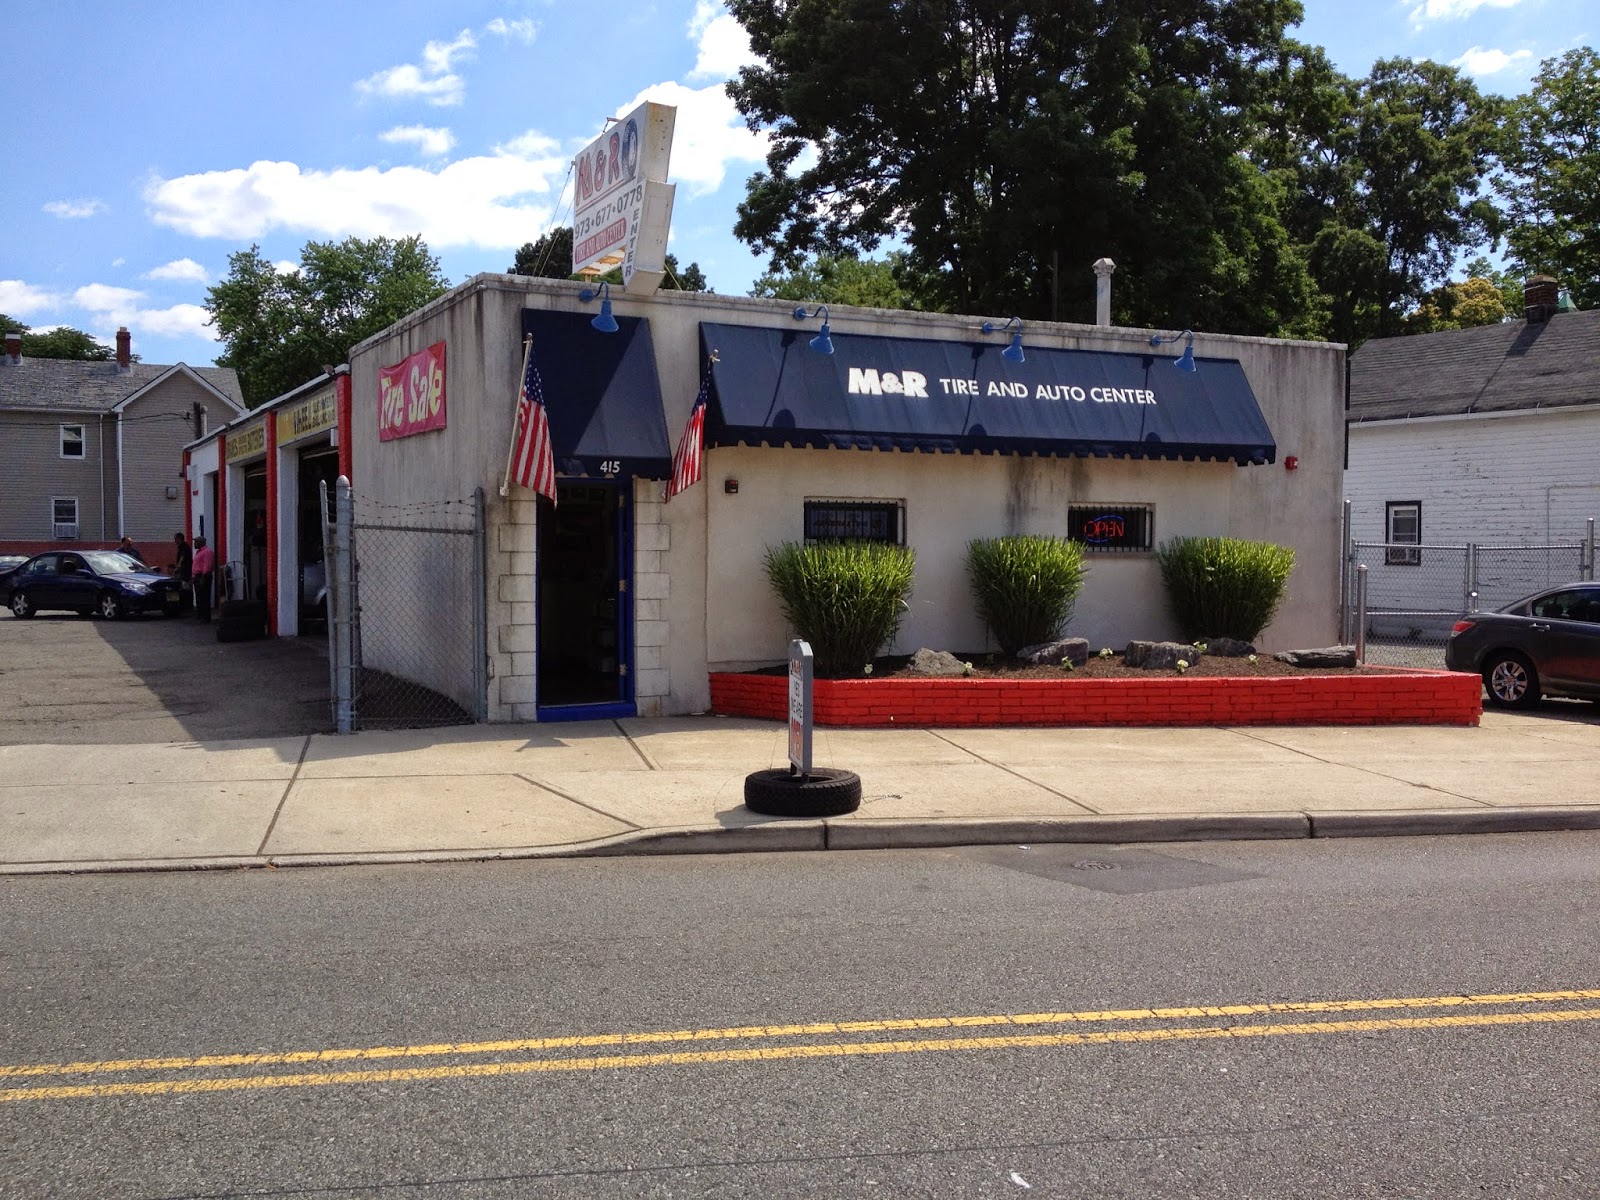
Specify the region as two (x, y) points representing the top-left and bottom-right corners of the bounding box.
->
(571, 101), (677, 292)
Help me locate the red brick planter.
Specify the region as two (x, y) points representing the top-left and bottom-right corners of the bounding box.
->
(709, 666), (1481, 728)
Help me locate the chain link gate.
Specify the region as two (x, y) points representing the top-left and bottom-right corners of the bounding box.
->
(1340, 507), (1596, 667)
(324, 480), (487, 731)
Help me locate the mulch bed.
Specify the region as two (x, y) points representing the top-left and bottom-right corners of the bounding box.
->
(753, 650), (1388, 681)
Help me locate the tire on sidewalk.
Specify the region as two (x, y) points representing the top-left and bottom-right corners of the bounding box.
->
(744, 767), (862, 818)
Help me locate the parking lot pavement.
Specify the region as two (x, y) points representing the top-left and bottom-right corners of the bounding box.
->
(0, 611), (330, 744)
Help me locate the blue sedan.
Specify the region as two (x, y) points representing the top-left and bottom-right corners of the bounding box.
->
(3, 550), (183, 620)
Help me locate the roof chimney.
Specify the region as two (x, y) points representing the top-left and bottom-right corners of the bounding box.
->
(1524, 275), (1560, 324)
(115, 326), (133, 369)
(3, 332), (20, 365)
(1092, 258), (1116, 327)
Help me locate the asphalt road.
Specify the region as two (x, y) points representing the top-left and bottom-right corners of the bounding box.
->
(3, 833), (1599, 1198)
(0, 609), (329, 743)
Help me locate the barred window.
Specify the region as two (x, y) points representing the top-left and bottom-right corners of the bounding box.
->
(1067, 504), (1153, 551)
(803, 499), (904, 545)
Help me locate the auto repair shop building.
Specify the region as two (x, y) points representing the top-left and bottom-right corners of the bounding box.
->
(341, 273), (1344, 724)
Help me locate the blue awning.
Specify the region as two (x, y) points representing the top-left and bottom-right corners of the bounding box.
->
(700, 323), (1275, 465)
(523, 309), (672, 479)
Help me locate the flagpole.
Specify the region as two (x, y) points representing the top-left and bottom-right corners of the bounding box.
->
(499, 334), (534, 498)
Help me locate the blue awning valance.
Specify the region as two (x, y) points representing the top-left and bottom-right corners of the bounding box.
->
(523, 309), (672, 479)
(700, 323), (1275, 465)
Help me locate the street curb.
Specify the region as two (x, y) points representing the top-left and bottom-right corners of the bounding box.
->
(1310, 807), (1600, 838)
(7, 807), (1600, 876)
(823, 813), (1311, 850)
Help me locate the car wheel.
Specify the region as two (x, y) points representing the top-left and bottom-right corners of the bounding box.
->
(1483, 651), (1541, 709)
(9, 590), (35, 619)
(97, 591), (124, 620)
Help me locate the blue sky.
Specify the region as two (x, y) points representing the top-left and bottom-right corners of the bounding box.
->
(2, 0), (1591, 368)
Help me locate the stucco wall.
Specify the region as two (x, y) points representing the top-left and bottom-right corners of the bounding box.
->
(351, 275), (1347, 720)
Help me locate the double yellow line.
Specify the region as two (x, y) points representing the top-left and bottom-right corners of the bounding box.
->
(6, 988), (1599, 1104)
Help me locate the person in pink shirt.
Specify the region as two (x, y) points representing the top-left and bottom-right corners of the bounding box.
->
(191, 537), (215, 623)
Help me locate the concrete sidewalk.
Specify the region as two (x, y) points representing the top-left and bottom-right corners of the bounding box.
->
(2, 709), (1598, 875)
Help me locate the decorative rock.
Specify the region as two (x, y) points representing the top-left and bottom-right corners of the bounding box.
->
(907, 648), (969, 677)
(1125, 640), (1201, 670)
(1017, 638), (1089, 667)
(1274, 646), (1358, 668)
(1201, 636), (1256, 657)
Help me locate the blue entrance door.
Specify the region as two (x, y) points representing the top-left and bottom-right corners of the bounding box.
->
(535, 481), (635, 720)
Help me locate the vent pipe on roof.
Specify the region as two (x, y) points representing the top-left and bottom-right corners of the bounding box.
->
(3, 332), (20, 365)
(1092, 258), (1115, 327)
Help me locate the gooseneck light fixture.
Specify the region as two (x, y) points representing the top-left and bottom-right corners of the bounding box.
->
(792, 304), (834, 355)
(981, 316), (1026, 363)
(1150, 329), (1197, 372)
(578, 281), (620, 333)
(790, 302), (838, 355)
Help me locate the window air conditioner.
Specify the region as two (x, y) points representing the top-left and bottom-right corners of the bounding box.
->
(53, 522), (79, 540)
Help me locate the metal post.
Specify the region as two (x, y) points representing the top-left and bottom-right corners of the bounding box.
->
(1587, 518), (1596, 581)
(471, 486), (488, 723)
(1464, 542), (1476, 617)
(1340, 499), (1353, 643)
(1355, 564), (1368, 665)
(332, 476), (355, 734)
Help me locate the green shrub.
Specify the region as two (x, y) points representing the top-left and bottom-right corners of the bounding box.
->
(1155, 536), (1295, 642)
(965, 535), (1088, 656)
(763, 541), (916, 678)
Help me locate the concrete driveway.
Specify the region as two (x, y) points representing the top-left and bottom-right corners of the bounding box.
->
(0, 610), (330, 744)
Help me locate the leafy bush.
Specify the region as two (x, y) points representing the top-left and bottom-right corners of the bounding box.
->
(965, 535), (1088, 656)
(1155, 536), (1295, 642)
(763, 541), (916, 678)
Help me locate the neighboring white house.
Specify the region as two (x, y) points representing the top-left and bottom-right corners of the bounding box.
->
(1345, 278), (1600, 624)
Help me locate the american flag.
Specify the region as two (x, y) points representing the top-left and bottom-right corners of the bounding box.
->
(665, 375), (708, 502)
(510, 338), (557, 504)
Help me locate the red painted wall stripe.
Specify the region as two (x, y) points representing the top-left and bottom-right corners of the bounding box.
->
(336, 370), (353, 484)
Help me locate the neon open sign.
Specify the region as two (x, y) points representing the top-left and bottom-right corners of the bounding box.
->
(1080, 514), (1125, 543)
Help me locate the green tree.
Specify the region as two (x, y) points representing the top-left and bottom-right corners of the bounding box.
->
(508, 227), (711, 291)
(749, 253), (913, 308)
(1496, 47), (1600, 310)
(0, 315), (119, 361)
(1257, 53), (1503, 345)
(726, 0), (1317, 337)
(1402, 275), (1507, 334)
(1462, 256), (1525, 319)
(206, 236), (450, 408)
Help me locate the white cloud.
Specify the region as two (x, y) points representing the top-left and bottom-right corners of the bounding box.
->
(1410, 0), (1522, 25)
(70, 284), (217, 341)
(111, 257), (126, 267)
(688, 1), (759, 80)
(143, 258), (210, 283)
(355, 30), (475, 107)
(272, 261), (301, 275)
(43, 198), (107, 219)
(146, 144), (571, 249)
(485, 17), (536, 43)
(380, 125), (457, 158)
(355, 63), (466, 106)
(613, 81), (770, 196)
(1451, 46), (1534, 75)
(0, 280), (65, 315)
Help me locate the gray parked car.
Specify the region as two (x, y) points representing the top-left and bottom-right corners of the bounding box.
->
(1444, 582), (1600, 708)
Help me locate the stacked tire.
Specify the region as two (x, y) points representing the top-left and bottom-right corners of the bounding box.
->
(215, 599), (268, 643)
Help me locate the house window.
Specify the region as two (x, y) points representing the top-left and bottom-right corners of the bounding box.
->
(1067, 504), (1154, 552)
(803, 499), (904, 545)
(1386, 501), (1421, 565)
(52, 497), (79, 540)
(59, 424), (85, 459)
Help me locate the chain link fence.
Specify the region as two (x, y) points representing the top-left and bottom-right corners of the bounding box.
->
(325, 482), (487, 730)
(1342, 521), (1596, 667)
